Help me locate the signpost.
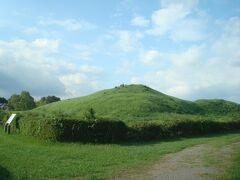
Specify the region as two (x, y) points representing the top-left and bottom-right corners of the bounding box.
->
(4, 113), (16, 134)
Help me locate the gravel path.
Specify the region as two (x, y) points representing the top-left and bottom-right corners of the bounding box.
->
(112, 142), (239, 180)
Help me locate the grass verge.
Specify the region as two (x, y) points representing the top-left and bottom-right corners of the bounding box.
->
(0, 129), (239, 179)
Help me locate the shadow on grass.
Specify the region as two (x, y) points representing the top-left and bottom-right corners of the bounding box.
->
(0, 166), (12, 180)
(118, 130), (240, 147)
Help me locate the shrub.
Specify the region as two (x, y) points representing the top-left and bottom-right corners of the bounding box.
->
(9, 113), (240, 143)
(13, 113), (128, 143)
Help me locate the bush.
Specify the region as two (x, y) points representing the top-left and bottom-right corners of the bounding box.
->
(13, 113), (127, 143)
(127, 120), (240, 141)
(9, 112), (240, 143)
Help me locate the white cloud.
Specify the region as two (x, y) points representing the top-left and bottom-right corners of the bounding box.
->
(0, 39), (66, 97)
(118, 31), (135, 52)
(59, 71), (103, 97)
(170, 45), (204, 66)
(133, 16), (240, 102)
(39, 18), (97, 31)
(160, 0), (198, 9)
(0, 39), (104, 98)
(146, 0), (207, 42)
(32, 38), (59, 51)
(140, 45), (204, 67)
(116, 59), (135, 75)
(170, 17), (207, 42)
(79, 64), (103, 74)
(131, 15), (149, 27)
(73, 44), (93, 60)
(140, 50), (164, 66)
(115, 30), (142, 52)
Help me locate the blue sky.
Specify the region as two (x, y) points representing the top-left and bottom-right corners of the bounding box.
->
(0, 0), (240, 102)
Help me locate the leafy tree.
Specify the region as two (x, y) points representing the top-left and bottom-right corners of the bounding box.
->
(0, 97), (8, 104)
(8, 91), (36, 111)
(8, 94), (21, 110)
(36, 96), (61, 107)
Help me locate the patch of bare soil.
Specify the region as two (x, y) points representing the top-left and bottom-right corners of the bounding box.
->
(111, 142), (239, 180)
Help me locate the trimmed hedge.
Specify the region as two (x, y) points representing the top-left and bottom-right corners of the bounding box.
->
(13, 113), (127, 143)
(56, 119), (127, 143)
(128, 120), (240, 141)
(6, 112), (240, 143)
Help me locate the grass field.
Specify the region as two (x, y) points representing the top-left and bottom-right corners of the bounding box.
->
(0, 128), (239, 179)
(220, 145), (240, 180)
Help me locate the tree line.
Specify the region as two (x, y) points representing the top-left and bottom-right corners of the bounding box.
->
(0, 91), (60, 111)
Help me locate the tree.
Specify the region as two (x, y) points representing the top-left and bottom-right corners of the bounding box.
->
(0, 97), (8, 109)
(0, 97), (8, 104)
(8, 91), (36, 111)
(8, 94), (21, 110)
(19, 91), (36, 110)
(36, 96), (61, 107)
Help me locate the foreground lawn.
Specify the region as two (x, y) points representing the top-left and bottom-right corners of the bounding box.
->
(220, 145), (240, 180)
(0, 130), (239, 179)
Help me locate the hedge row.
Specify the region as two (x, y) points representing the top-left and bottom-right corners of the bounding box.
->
(5, 113), (240, 143)
(11, 114), (127, 143)
(128, 120), (240, 141)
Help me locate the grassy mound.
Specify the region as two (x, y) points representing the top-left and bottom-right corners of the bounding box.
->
(33, 84), (205, 121)
(195, 99), (240, 115)
(3, 84), (240, 142)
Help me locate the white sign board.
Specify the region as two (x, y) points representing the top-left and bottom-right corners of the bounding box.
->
(6, 114), (16, 124)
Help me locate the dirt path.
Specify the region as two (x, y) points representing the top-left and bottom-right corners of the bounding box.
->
(113, 142), (240, 180)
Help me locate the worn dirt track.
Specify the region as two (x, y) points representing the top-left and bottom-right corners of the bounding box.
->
(112, 142), (240, 180)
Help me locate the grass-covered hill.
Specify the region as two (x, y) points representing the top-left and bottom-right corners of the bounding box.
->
(5, 84), (239, 142)
(33, 84), (203, 120)
(195, 99), (240, 115)
(32, 84), (239, 121)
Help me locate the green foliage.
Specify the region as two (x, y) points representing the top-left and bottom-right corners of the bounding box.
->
(36, 96), (61, 107)
(0, 97), (8, 104)
(127, 120), (240, 141)
(83, 107), (96, 120)
(11, 111), (240, 143)
(14, 112), (127, 143)
(8, 91), (36, 111)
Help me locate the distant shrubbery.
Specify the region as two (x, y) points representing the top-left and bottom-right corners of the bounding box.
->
(8, 91), (36, 111)
(36, 96), (61, 107)
(1, 92), (61, 111)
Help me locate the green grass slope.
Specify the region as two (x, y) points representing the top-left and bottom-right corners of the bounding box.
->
(195, 99), (240, 115)
(33, 84), (204, 121)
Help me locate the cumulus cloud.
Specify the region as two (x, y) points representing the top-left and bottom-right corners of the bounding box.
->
(146, 0), (207, 41)
(140, 50), (164, 66)
(133, 16), (240, 102)
(0, 39), (65, 97)
(59, 69), (103, 97)
(0, 39), (104, 98)
(32, 38), (60, 51)
(131, 15), (149, 27)
(115, 30), (143, 52)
